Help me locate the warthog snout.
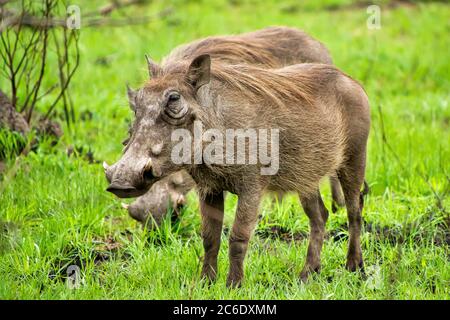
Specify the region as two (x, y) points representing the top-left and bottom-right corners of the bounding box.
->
(106, 182), (140, 198)
(104, 158), (155, 198)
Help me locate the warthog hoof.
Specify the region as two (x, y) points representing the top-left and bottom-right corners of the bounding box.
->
(201, 264), (218, 283)
(226, 274), (243, 288)
(299, 264), (321, 283)
(346, 254), (365, 274)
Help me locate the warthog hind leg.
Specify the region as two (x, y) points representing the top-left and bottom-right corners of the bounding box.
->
(299, 191), (328, 282)
(337, 150), (367, 274)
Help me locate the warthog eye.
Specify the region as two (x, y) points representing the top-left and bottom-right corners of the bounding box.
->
(163, 91), (188, 124)
(168, 92), (180, 102)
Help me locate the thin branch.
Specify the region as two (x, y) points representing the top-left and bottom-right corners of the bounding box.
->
(26, 0), (50, 123)
(84, 0), (149, 17)
(0, 6), (173, 31)
(44, 30), (79, 120)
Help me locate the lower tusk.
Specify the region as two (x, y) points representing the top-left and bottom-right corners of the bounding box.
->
(176, 194), (186, 205)
(121, 203), (129, 210)
(103, 161), (109, 171)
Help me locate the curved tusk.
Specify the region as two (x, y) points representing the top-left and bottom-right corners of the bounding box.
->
(144, 158), (152, 171)
(103, 161), (110, 171)
(121, 203), (129, 210)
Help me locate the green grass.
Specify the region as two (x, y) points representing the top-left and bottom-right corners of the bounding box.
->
(0, 0), (449, 299)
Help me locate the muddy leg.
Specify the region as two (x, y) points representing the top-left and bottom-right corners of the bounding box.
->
(330, 174), (345, 213)
(227, 190), (261, 288)
(299, 191), (328, 282)
(200, 191), (224, 282)
(338, 157), (366, 273)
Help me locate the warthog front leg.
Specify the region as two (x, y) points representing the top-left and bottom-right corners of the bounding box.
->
(227, 190), (261, 288)
(299, 191), (328, 282)
(200, 191), (224, 282)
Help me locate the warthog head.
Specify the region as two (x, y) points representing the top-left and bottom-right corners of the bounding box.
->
(104, 54), (210, 198)
(121, 171), (192, 227)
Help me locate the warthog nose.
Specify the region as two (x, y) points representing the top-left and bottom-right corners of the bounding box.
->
(143, 167), (155, 181)
(142, 158), (155, 181)
(106, 182), (138, 198)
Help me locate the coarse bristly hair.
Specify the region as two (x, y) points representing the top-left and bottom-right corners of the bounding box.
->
(162, 26), (333, 68)
(143, 59), (365, 200)
(148, 60), (317, 107)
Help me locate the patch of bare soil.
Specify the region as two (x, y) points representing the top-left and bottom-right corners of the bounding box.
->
(256, 225), (308, 242)
(0, 90), (29, 136)
(1, 89), (64, 172)
(35, 118), (63, 143)
(257, 216), (449, 247)
(48, 236), (130, 282)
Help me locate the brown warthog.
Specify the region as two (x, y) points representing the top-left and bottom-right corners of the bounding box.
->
(120, 26), (346, 226)
(122, 170), (194, 225)
(104, 54), (371, 286)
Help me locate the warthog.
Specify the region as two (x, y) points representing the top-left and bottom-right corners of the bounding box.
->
(104, 53), (370, 286)
(122, 170), (194, 225)
(120, 26), (347, 226)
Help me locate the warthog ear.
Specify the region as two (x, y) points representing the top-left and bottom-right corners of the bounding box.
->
(145, 54), (161, 78)
(127, 84), (137, 111)
(186, 54), (211, 91)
